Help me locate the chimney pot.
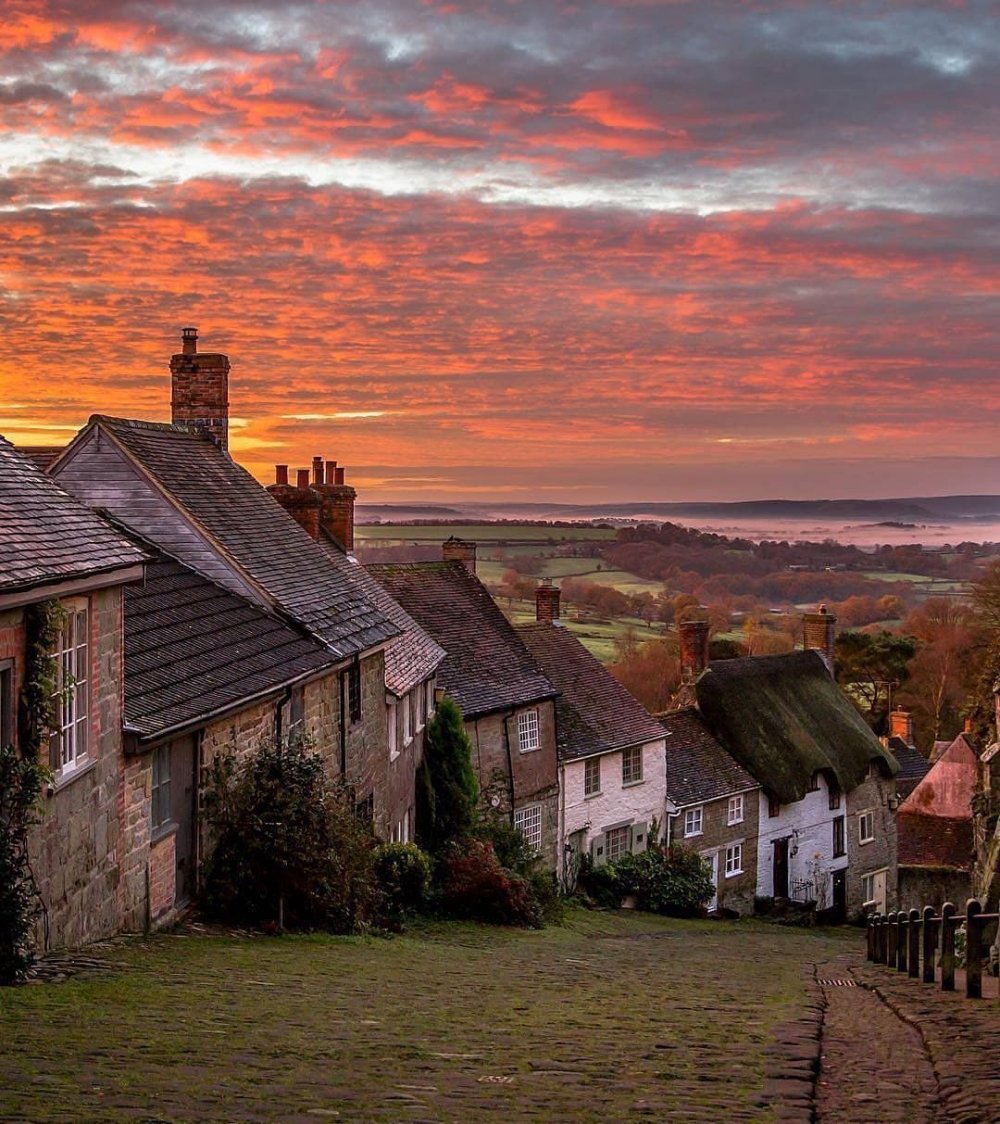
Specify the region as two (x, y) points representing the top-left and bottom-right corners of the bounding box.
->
(275, 464), (289, 486)
(181, 326), (198, 355)
(535, 579), (561, 623)
(334, 466), (345, 486)
(889, 706), (914, 745)
(312, 456), (324, 485)
(802, 603), (837, 675)
(296, 468), (310, 489)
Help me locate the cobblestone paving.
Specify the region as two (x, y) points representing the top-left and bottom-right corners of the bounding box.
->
(0, 912), (859, 1122)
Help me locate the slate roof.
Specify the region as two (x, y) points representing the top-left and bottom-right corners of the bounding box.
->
(90, 417), (398, 659)
(0, 435), (146, 595)
(125, 553), (335, 740)
(695, 650), (897, 805)
(886, 735), (932, 799)
(516, 622), (664, 761)
(368, 561), (557, 718)
(17, 446), (64, 472)
(661, 707), (760, 808)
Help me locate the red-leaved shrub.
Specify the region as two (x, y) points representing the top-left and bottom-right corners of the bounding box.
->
(439, 839), (541, 928)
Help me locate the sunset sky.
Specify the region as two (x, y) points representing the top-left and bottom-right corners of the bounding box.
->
(1, 1), (997, 502)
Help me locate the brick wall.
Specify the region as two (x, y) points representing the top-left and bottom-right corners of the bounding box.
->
(149, 833), (176, 921)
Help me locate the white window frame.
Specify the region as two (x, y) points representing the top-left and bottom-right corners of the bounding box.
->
(516, 708), (540, 753)
(388, 701), (399, 761)
(402, 691), (413, 746)
(151, 744), (172, 832)
(415, 683), (425, 732)
(861, 872), (876, 906)
(621, 745), (643, 786)
(584, 756), (601, 797)
(49, 600), (89, 776)
(683, 806), (704, 838)
(513, 803), (543, 852)
(725, 843), (743, 877)
(727, 794), (744, 825)
(858, 809), (875, 845)
(426, 677), (436, 719)
(605, 824), (631, 863)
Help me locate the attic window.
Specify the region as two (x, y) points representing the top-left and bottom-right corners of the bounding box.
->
(683, 807), (703, 838)
(768, 797), (781, 818)
(829, 787), (842, 811)
(807, 772), (820, 792)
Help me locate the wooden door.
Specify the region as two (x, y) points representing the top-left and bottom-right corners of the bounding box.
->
(773, 838), (789, 898)
(170, 735), (197, 906)
(832, 869), (847, 922)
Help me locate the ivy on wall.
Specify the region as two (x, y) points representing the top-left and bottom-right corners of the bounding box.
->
(17, 598), (69, 762)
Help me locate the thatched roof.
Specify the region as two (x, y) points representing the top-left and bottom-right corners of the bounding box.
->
(695, 650), (897, 804)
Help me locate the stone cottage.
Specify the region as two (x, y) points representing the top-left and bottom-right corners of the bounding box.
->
(369, 546), (561, 870)
(516, 582), (667, 884)
(0, 436), (147, 949)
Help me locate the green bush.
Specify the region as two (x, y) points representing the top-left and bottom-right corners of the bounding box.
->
(474, 816), (563, 923)
(373, 842), (432, 924)
(201, 740), (377, 933)
(577, 845), (714, 917)
(0, 745), (47, 984)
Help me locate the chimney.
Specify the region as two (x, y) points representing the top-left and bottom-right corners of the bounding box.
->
(267, 464), (321, 539)
(535, 579), (561, 623)
(679, 618), (710, 681)
(170, 327), (231, 450)
(964, 717), (974, 736)
(442, 536), (477, 575)
(889, 707), (914, 745)
(310, 457), (356, 553)
(802, 604), (836, 674)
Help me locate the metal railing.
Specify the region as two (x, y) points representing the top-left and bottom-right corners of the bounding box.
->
(867, 900), (999, 999)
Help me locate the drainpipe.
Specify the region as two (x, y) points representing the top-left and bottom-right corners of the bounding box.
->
(501, 709), (517, 823)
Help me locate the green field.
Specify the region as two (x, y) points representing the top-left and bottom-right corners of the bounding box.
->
(358, 523), (616, 545)
(0, 910), (858, 1121)
(504, 601), (664, 662)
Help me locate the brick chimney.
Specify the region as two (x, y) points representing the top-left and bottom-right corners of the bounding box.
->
(442, 536), (477, 575)
(535, 579), (561, 623)
(267, 464), (321, 539)
(889, 706), (914, 745)
(802, 604), (836, 674)
(310, 458), (356, 553)
(678, 618), (710, 681)
(170, 327), (231, 450)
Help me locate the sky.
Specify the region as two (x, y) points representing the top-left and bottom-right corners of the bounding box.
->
(0, 0), (997, 503)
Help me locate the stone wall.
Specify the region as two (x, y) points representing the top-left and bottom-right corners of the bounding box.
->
(898, 866), (972, 914)
(27, 588), (128, 949)
(846, 771), (898, 916)
(676, 789), (759, 916)
(343, 652), (389, 824)
(119, 753), (151, 931)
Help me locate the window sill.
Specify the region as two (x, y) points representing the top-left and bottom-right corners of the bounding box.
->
(389, 749), (401, 763)
(584, 791), (602, 800)
(859, 838), (874, 846)
(724, 869), (743, 879)
(622, 778), (644, 788)
(518, 746), (540, 754)
(47, 758), (96, 795)
(151, 821), (178, 846)
(683, 831), (703, 840)
(727, 819), (744, 828)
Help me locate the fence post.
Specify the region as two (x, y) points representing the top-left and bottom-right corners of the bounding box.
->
(965, 899), (982, 1000)
(887, 912), (897, 967)
(940, 902), (956, 992)
(908, 908), (920, 978)
(921, 906), (936, 985)
(896, 912), (908, 972)
(879, 913), (888, 964)
(867, 915), (876, 961)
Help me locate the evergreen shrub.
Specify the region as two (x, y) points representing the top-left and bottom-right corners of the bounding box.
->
(373, 842), (432, 924)
(577, 845), (714, 917)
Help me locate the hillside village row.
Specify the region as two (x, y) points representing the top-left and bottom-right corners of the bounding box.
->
(2, 330), (998, 952)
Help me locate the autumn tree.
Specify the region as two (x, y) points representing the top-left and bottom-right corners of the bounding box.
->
(610, 634), (680, 714)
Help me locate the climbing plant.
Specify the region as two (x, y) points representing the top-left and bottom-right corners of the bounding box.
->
(0, 599), (63, 984)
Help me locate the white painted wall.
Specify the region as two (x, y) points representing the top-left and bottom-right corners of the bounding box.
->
(755, 775), (847, 910)
(560, 738), (667, 877)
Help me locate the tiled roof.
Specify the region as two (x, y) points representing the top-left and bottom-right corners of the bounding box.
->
(126, 553), (335, 740)
(17, 446), (64, 472)
(695, 650), (897, 804)
(898, 733), (977, 820)
(0, 435), (146, 594)
(367, 561), (557, 718)
(898, 812), (974, 871)
(886, 736), (932, 799)
(92, 417), (398, 659)
(661, 707), (759, 808)
(516, 622), (664, 761)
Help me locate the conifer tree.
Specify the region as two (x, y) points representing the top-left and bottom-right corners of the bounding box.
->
(415, 696), (479, 855)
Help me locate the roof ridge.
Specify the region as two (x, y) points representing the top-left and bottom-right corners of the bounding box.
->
(91, 414), (209, 438)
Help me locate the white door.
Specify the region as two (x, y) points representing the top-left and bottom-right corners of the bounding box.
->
(703, 850), (719, 911)
(873, 869), (887, 914)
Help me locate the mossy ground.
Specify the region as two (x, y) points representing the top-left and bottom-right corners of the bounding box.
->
(0, 909), (859, 1121)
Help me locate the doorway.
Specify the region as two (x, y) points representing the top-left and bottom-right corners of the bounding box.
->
(832, 869), (847, 923)
(170, 735), (197, 906)
(773, 838), (789, 898)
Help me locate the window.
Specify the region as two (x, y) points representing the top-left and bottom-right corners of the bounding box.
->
(388, 702), (398, 761)
(858, 810), (875, 844)
(727, 794), (744, 825)
(151, 745), (171, 831)
(415, 684), (425, 731)
(833, 816), (846, 857)
(402, 692), (412, 745)
(606, 824), (631, 863)
(426, 677), (436, 719)
(861, 873), (876, 906)
(347, 662), (362, 724)
(517, 708), (539, 753)
(513, 803), (543, 852)
(279, 686), (304, 744)
(768, 797), (781, 818)
(0, 659), (13, 749)
(829, 787), (841, 811)
(725, 843), (743, 877)
(684, 806), (703, 837)
(622, 746), (643, 786)
(806, 771), (820, 792)
(49, 603), (89, 774)
(584, 756), (601, 797)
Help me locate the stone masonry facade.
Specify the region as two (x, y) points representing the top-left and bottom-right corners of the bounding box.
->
(677, 790), (760, 915)
(846, 770), (898, 917)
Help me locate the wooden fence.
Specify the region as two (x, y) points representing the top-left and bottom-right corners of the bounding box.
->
(866, 899), (999, 999)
